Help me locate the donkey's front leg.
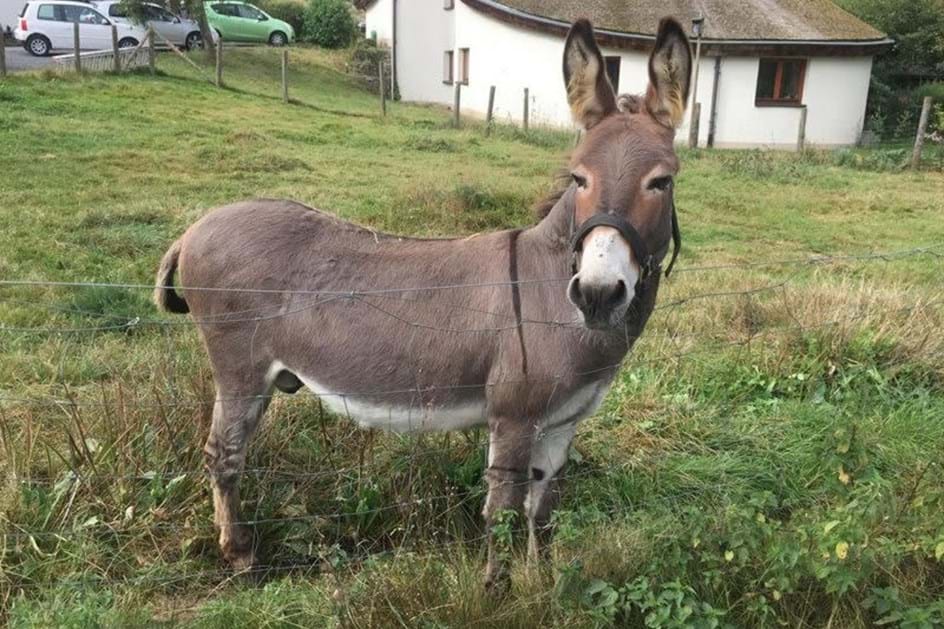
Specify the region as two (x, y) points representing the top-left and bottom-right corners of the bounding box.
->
(526, 423), (576, 563)
(482, 417), (533, 592)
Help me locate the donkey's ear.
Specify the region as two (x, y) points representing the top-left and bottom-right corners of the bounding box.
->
(563, 19), (617, 130)
(645, 18), (692, 129)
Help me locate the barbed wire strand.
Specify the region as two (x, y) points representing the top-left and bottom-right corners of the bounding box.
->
(2, 295), (939, 415)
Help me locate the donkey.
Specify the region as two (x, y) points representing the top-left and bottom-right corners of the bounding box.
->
(154, 18), (691, 589)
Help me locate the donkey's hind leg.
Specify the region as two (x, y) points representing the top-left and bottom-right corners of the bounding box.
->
(204, 378), (272, 570)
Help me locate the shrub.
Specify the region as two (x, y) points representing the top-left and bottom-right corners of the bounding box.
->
(257, 0), (305, 35)
(302, 0), (356, 48)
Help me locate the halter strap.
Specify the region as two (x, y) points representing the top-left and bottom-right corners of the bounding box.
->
(570, 200), (681, 281)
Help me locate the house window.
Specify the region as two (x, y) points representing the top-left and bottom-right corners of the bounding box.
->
(443, 50), (454, 84)
(604, 56), (621, 91)
(444, 0), (454, 8)
(755, 58), (806, 106)
(458, 48), (469, 85)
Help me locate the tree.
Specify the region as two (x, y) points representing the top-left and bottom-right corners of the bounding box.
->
(836, 0), (944, 80)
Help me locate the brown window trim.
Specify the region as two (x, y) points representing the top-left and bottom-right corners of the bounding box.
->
(458, 47), (469, 85)
(755, 58), (806, 107)
(443, 50), (454, 85)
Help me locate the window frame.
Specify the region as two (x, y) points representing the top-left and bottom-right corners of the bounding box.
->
(458, 47), (469, 85)
(755, 58), (807, 107)
(236, 4), (265, 19)
(36, 3), (56, 20)
(442, 49), (454, 85)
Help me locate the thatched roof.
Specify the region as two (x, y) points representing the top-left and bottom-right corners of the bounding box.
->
(477, 0), (886, 42)
(359, 0), (892, 55)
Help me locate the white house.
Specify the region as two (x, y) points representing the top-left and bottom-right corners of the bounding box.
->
(358, 0), (892, 148)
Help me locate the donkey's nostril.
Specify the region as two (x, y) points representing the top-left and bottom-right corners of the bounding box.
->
(567, 277), (584, 307)
(608, 280), (627, 308)
(569, 276), (630, 323)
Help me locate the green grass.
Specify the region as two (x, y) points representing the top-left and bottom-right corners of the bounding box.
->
(1, 47), (943, 627)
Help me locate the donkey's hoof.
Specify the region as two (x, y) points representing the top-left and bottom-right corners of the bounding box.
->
(221, 537), (256, 573)
(483, 571), (511, 598)
(226, 550), (257, 573)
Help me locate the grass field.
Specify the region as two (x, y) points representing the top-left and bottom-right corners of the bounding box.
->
(1, 47), (943, 627)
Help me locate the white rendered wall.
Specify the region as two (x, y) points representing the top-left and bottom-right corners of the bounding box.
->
(364, 0), (393, 46)
(712, 56), (873, 148)
(453, 1), (573, 126)
(393, 0), (455, 106)
(678, 54), (718, 147)
(804, 56), (872, 147)
(451, 3), (716, 142)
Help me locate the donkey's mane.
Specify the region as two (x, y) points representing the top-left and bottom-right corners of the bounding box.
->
(533, 93), (641, 220)
(533, 168), (571, 219)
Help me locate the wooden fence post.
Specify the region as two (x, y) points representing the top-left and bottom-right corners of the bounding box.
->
(688, 102), (701, 148)
(215, 39), (223, 87)
(147, 27), (155, 74)
(912, 96), (933, 169)
(453, 82), (461, 128)
(378, 57), (386, 115)
(484, 85), (495, 136)
(0, 37), (6, 78)
(73, 22), (81, 73)
(797, 105), (808, 152)
(111, 25), (120, 72)
(282, 49), (290, 104)
(523, 87), (529, 132)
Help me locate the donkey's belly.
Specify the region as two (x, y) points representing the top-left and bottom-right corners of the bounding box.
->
(285, 366), (488, 433)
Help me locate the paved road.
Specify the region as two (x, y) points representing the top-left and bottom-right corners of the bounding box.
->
(4, 46), (60, 72)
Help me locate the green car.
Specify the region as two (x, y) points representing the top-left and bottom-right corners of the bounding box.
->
(204, 2), (294, 46)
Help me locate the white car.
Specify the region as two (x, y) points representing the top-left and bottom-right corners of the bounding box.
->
(14, 0), (147, 56)
(94, 0), (211, 50)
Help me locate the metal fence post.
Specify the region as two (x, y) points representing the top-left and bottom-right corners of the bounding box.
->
(485, 85), (495, 136)
(73, 22), (81, 73)
(111, 25), (119, 72)
(912, 96), (933, 169)
(0, 37), (6, 78)
(453, 82), (461, 128)
(523, 87), (529, 132)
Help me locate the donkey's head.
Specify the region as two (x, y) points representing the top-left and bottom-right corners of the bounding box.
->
(563, 18), (691, 329)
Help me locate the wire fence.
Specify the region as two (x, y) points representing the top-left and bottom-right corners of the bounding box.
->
(1, 243), (943, 596)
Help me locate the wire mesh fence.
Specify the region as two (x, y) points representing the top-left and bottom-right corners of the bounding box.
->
(0, 242), (940, 622)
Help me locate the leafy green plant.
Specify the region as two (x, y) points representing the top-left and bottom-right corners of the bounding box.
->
(303, 0), (357, 48)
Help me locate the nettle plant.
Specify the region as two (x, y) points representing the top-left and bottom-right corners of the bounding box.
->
(569, 420), (944, 627)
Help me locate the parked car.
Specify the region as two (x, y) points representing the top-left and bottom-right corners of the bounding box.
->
(93, 0), (213, 50)
(14, 0), (146, 56)
(204, 1), (293, 46)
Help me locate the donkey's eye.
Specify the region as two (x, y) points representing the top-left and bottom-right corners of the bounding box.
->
(571, 173), (588, 189)
(647, 176), (673, 192)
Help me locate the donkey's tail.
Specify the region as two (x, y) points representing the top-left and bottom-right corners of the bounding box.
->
(154, 239), (190, 314)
